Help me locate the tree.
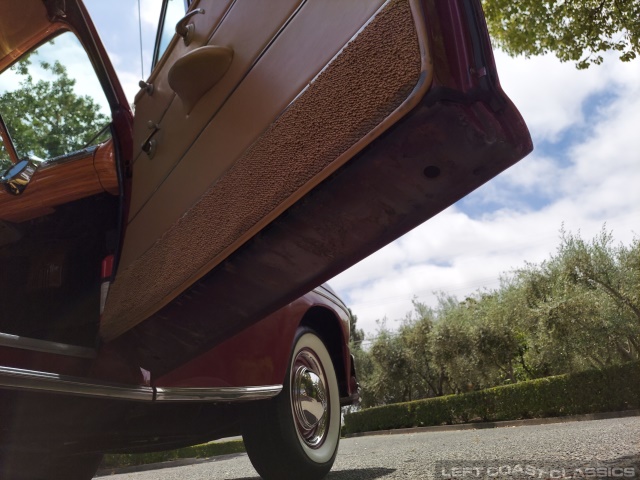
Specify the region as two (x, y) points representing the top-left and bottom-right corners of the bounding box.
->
(0, 56), (109, 164)
(350, 226), (639, 409)
(0, 141), (11, 172)
(404, 300), (447, 396)
(482, 0), (640, 68)
(559, 227), (640, 359)
(347, 308), (365, 349)
(510, 227), (640, 373)
(560, 227), (640, 323)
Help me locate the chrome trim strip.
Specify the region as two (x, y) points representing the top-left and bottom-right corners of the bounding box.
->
(43, 145), (98, 167)
(0, 366), (282, 403)
(312, 287), (350, 318)
(0, 332), (97, 359)
(155, 385), (283, 402)
(0, 366), (153, 401)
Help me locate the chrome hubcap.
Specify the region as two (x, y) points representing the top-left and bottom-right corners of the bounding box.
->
(291, 348), (329, 449)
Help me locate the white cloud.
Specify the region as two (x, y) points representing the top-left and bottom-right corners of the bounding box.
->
(118, 71), (146, 107)
(139, 0), (163, 28)
(499, 154), (562, 196)
(493, 50), (639, 144)
(0, 69), (22, 94)
(85, 0), (162, 92)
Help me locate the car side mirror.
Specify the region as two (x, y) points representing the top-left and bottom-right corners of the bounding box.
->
(1, 158), (39, 195)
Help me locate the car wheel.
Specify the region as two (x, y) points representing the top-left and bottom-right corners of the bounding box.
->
(242, 327), (341, 480)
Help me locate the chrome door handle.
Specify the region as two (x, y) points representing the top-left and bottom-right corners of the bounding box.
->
(175, 8), (205, 46)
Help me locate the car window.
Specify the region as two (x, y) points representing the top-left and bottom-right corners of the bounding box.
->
(0, 31), (111, 163)
(152, 0), (188, 69)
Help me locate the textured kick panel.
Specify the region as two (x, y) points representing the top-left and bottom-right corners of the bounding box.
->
(101, 0), (421, 340)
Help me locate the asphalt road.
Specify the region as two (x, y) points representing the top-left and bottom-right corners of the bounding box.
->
(105, 417), (640, 479)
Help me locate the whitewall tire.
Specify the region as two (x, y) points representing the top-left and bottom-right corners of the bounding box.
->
(242, 327), (341, 480)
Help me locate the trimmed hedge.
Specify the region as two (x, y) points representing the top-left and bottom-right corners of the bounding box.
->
(100, 439), (245, 469)
(343, 361), (640, 435)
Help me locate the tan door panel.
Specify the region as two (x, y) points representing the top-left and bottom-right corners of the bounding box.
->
(104, 0), (425, 338)
(128, 0), (304, 220)
(131, 0), (234, 157)
(121, 0), (386, 268)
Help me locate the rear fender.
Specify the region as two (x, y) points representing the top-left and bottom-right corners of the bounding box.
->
(153, 291), (350, 392)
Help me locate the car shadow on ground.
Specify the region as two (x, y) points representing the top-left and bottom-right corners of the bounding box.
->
(603, 453), (640, 469)
(229, 467), (396, 480)
(327, 468), (397, 479)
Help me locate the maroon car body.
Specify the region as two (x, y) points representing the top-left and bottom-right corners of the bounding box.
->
(0, 0), (531, 478)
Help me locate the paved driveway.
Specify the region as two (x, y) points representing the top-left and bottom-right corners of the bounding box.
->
(104, 416), (640, 479)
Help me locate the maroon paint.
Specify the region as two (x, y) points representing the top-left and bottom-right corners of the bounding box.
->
(154, 291), (351, 392)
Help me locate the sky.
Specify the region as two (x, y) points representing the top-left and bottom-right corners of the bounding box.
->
(81, 2), (640, 336)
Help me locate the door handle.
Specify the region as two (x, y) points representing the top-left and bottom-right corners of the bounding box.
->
(175, 8), (205, 46)
(141, 122), (160, 158)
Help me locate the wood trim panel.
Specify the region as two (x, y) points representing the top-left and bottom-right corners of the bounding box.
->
(94, 140), (119, 195)
(0, 143), (118, 223)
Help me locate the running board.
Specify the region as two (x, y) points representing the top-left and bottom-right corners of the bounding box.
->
(0, 366), (282, 402)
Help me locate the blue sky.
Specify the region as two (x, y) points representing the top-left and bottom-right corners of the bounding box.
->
(84, 1), (640, 335)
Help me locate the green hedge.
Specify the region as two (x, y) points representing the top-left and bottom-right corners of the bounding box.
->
(343, 361), (640, 435)
(100, 440), (245, 469)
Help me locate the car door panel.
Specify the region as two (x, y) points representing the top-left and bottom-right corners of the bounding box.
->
(102, 0), (532, 373)
(131, 0), (235, 153)
(128, 0), (305, 223)
(103, 0), (423, 339)
(120, 0), (388, 271)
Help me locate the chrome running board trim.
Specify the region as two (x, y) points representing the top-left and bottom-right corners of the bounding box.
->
(154, 385), (283, 402)
(0, 332), (97, 359)
(0, 366), (153, 401)
(0, 366), (282, 403)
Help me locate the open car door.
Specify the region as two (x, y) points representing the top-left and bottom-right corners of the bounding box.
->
(101, 0), (532, 374)
(1, 0), (531, 375)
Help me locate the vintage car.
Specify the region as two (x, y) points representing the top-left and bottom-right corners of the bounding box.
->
(0, 0), (532, 478)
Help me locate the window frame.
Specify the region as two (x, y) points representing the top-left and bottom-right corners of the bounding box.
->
(151, 0), (190, 71)
(0, 30), (113, 164)
(0, 113), (20, 166)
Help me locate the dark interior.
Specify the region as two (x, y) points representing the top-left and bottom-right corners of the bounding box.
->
(0, 193), (119, 347)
